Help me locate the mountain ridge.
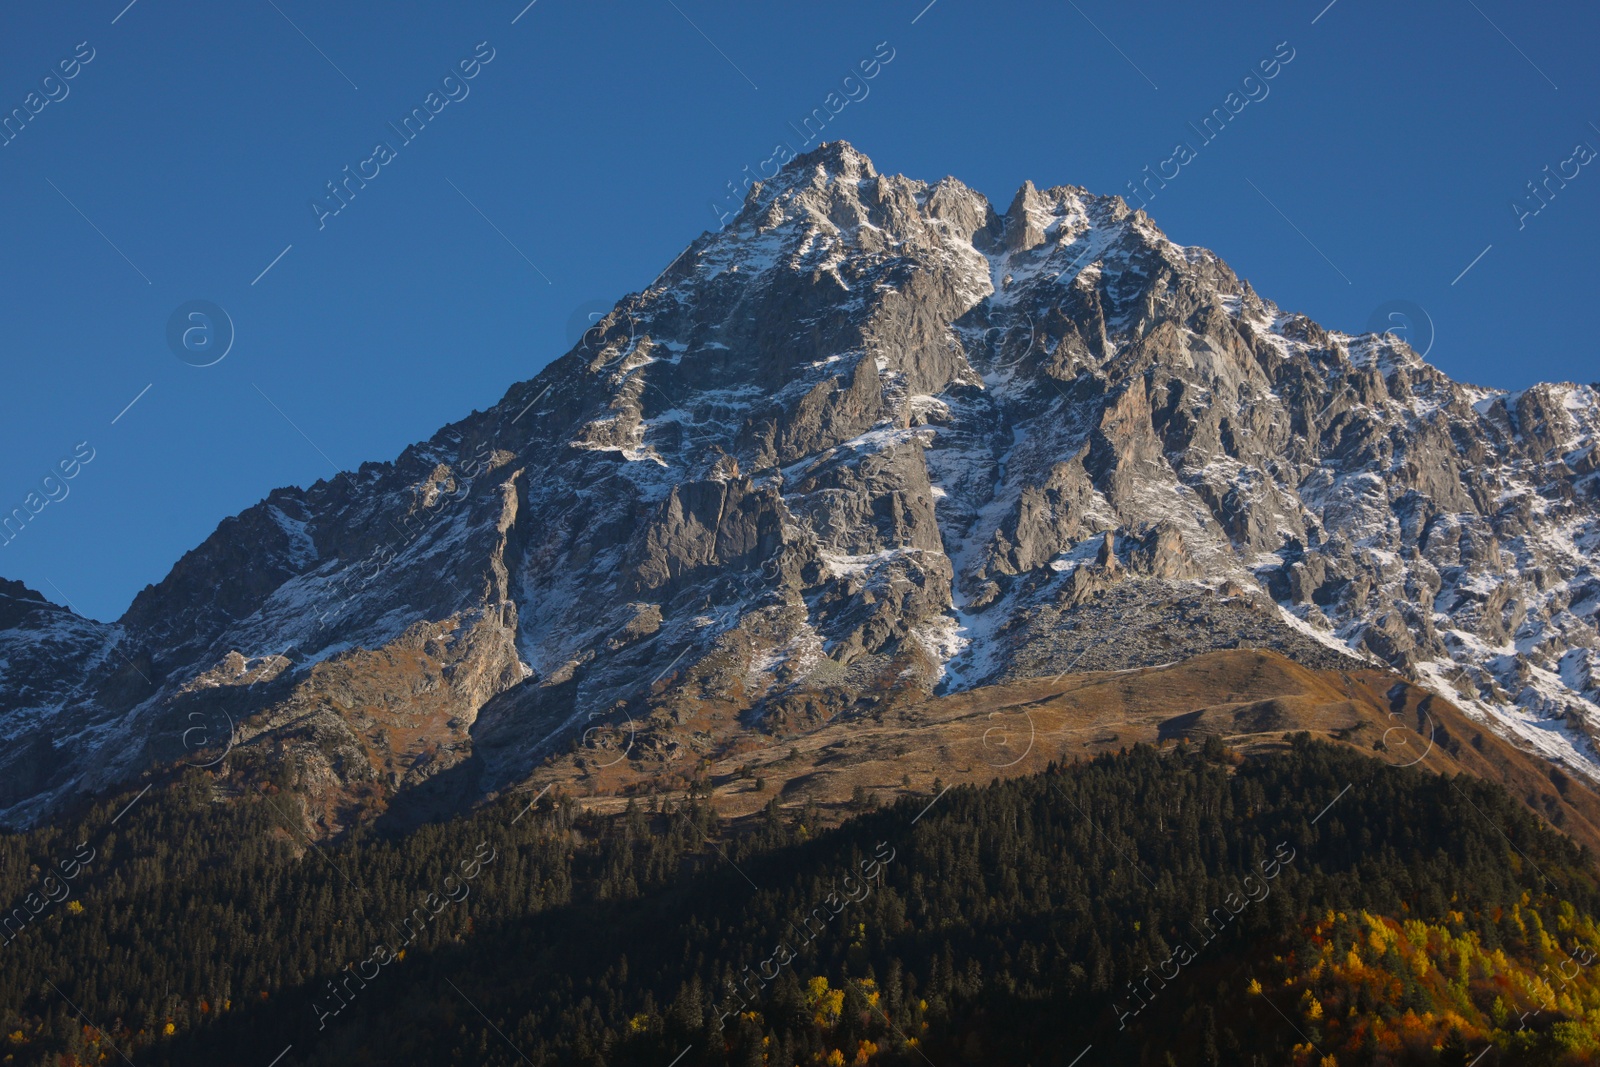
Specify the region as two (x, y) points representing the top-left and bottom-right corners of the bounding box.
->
(2, 140), (1597, 835)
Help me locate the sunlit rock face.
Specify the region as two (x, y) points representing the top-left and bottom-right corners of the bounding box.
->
(3, 142), (1597, 835)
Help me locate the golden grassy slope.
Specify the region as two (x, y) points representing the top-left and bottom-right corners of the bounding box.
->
(532, 649), (1600, 856)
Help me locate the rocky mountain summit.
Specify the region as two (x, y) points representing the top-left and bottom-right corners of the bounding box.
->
(2, 142), (1597, 834)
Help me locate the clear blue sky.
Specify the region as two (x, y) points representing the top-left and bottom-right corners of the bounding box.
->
(1, 0), (1595, 621)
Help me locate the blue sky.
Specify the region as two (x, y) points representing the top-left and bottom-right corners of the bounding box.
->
(1, 0), (1595, 621)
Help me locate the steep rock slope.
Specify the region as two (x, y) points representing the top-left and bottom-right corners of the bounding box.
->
(1, 142), (1595, 832)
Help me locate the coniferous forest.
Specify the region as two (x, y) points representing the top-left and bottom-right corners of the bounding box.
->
(4, 737), (1600, 1066)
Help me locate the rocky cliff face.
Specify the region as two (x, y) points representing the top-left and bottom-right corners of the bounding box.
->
(3, 142), (1597, 832)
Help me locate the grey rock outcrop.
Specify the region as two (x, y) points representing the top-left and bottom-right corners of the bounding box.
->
(2, 142), (1597, 832)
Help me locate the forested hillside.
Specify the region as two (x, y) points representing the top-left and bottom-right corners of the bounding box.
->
(4, 738), (1600, 1066)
